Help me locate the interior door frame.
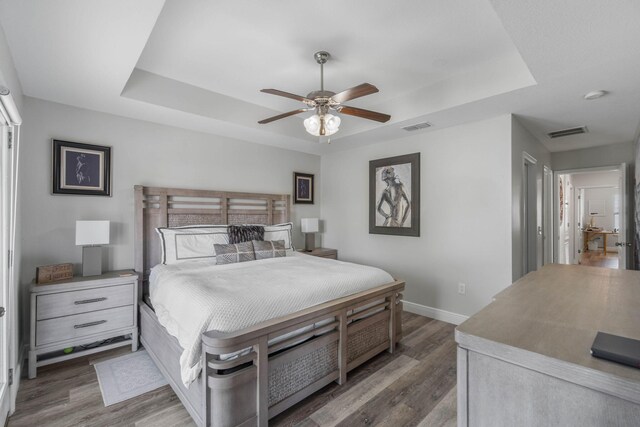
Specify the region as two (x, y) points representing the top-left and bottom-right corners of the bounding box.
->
(0, 122), (8, 424)
(554, 164), (627, 268)
(543, 166), (553, 265)
(522, 152), (538, 275)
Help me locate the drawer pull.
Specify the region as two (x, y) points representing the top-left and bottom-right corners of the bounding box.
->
(74, 297), (107, 305)
(74, 320), (107, 329)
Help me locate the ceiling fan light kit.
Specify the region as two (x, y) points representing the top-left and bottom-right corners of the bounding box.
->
(259, 51), (391, 140)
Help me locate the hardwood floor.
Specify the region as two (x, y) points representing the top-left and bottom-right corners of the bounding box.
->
(579, 249), (619, 268)
(9, 312), (457, 427)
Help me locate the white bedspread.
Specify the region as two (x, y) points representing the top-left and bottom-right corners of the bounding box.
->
(149, 253), (394, 386)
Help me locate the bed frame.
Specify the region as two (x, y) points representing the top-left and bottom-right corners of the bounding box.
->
(134, 185), (404, 427)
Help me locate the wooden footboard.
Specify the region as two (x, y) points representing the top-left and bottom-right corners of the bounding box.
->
(200, 280), (404, 427)
(134, 186), (405, 426)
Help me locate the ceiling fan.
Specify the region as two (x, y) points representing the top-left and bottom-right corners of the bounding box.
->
(258, 51), (391, 138)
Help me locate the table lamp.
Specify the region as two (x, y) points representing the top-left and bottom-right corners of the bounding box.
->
(301, 218), (319, 252)
(76, 220), (110, 276)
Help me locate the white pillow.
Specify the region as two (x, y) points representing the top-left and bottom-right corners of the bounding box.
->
(156, 225), (229, 265)
(263, 222), (295, 250)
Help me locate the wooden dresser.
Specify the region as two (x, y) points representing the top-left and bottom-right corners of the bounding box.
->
(29, 271), (138, 378)
(456, 265), (640, 426)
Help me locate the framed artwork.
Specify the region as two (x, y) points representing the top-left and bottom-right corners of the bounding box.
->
(369, 152), (420, 236)
(293, 172), (314, 204)
(52, 139), (111, 196)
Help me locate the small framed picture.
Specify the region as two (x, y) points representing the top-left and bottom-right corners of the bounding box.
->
(294, 172), (314, 204)
(52, 139), (111, 196)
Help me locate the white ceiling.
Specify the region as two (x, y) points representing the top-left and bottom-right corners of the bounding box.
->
(1, 0), (639, 155)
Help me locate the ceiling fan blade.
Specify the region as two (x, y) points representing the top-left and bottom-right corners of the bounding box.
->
(258, 108), (308, 124)
(339, 106), (390, 123)
(260, 89), (313, 104)
(331, 83), (379, 104)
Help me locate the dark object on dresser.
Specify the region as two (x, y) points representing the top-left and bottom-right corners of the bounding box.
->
(591, 331), (640, 368)
(36, 263), (74, 284)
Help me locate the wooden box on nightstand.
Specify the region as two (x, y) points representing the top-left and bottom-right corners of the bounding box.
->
(298, 247), (338, 260)
(28, 270), (139, 378)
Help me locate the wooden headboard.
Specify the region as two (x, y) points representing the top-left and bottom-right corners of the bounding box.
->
(134, 185), (290, 280)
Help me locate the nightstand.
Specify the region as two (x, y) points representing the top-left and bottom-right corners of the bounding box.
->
(28, 270), (138, 378)
(298, 248), (338, 260)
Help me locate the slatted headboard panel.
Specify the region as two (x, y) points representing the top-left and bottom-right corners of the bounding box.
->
(134, 185), (290, 279)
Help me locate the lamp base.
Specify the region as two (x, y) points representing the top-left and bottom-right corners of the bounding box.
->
(82, 246), (103, 276)
(304, 233), (316, 252)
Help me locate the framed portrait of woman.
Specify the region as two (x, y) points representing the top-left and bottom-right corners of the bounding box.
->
(369, 152), (420, 236)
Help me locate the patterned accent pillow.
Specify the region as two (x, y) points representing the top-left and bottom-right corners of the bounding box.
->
(228, 225), (265, 244)
(214, 241), (256, 264)
(252, 240), (286, 260)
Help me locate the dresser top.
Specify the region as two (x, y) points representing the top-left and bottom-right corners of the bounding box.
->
(456, 264), (640, 385)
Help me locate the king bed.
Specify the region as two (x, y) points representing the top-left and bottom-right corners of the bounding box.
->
(134, 185), (405, 426)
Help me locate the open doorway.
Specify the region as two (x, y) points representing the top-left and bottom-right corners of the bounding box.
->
(555, 165), (629, 269)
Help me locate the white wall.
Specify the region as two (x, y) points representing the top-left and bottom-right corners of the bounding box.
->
(19, 96), (321, 337)
(511, 117), (551, 280)
(320, 115), (512, 318)
(582, 187), (618, 231)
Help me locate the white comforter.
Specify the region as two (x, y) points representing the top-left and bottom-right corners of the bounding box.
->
(149, 252), (394, 386)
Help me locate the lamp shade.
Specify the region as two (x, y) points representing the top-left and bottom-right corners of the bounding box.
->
(76, 220), (110, 245)
(301, 218), (319, 233)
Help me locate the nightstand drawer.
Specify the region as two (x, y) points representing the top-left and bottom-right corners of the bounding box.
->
(36, 305), (134, 346)
(36, 283), (134, 320)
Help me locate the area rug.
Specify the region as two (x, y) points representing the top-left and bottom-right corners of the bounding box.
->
(94, 349), (168, 406)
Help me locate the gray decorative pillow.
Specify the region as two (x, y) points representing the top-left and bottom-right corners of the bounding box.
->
(228, 225), (264, 244)
(252, 240), (286, 260)
(214, 241), (256, 264)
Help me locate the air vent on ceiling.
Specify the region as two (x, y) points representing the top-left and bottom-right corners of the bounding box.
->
(402, 122), (432, 132)
(547, 126), (588, 139)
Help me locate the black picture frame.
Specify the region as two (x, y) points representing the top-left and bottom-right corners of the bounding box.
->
(52, 139), (112, 196)
(293, 172), (314, 204)
(369, 152), (420, 236)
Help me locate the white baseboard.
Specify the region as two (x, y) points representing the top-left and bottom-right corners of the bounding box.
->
(402, 301), (469, 325)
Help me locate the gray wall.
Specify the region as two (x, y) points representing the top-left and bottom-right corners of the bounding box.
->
(551, 141), (635, 171)
(19, 96), (321, 338)
(511, 117), (551, 281)
(320, 115), (513, 318)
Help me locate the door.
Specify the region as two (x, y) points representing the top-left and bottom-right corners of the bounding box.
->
(616, 163), (627, 269)
(576, 189), (584, 263)
(0, 124), (8, 423)
(567, 183), (575, 263)
(543, 166), (553, 265)
(522, 153), (537, 275)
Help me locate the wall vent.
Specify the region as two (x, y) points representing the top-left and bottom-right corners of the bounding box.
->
(547, 126), (588, 139)
(402, 122), (432, 132)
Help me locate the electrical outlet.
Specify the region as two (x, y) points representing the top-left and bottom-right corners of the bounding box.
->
(458, 282), (466, 295)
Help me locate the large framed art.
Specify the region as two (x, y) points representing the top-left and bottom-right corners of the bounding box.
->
(52, 139), (111, 196)
(369, 152), (420, 236)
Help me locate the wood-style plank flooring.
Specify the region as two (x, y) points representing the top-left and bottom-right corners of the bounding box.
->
(9, 312), (457, 427)
(579, 249), (619, 268)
